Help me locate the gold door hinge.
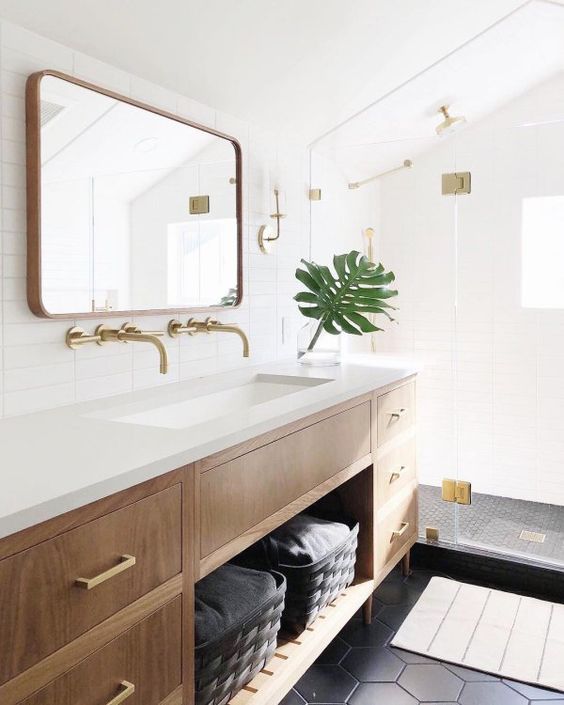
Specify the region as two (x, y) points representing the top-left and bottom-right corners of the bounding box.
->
(442, 171), (471, 195)
(442, 478), (472, 505)
(189, 195), (210, 214)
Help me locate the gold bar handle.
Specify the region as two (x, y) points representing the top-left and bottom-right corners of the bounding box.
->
(392, 522), (410, 540)
(387, 408), (408, 420)
(75, 554), (136, 590)
(389, 466), (407, 483)
(106, 680), (135, 705)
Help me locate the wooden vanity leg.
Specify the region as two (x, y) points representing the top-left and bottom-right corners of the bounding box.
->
(401, 549), (411, 577)
(362, 595), (373, 625)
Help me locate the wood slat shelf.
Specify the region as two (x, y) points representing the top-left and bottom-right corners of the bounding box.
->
(229, 579), (375, 705)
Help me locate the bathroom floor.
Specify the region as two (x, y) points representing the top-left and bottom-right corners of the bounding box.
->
(281, 567), (563, 705)
(419, 485), (564, 567)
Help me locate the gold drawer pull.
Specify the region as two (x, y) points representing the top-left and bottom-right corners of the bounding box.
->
(392, 522), (410, 540)
(389, 466), (407, 483)
(75, 554), (136, 590)
(106, 680), (135, 705)
(387, 407), (408, 420)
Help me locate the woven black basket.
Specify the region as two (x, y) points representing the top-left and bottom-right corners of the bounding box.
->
(195, 570), (286, 705)
(273, 517), (359, 634)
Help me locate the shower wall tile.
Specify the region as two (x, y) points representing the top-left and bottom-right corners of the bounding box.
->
(0, 20), (309, 417)
(378, 72), (564, 504)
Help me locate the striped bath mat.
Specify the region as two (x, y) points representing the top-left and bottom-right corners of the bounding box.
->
(391, 577), (564, 692)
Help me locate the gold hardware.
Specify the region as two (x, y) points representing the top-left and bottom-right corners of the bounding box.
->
(309, 188), (322, 201)
(91, 298), (113, 312)
(387, 407), (408, 420)
(389, 465), (407, 483)
(442, 171), (471, 195)
(426, 526), (440, 541)
(348, 159), (413, 190)
(67, 323), (168, 374)
(75, 554), (136, 590)
(442, 478), (472, 505)
(189, 195), (210, 214)
(167, 319), (198, 337)
(392, 522), (410, 540)
(66, 326), (103, 349)
(168, 317), (249, 357)
(258, 188), (285, 253)
(104, 681), (135, 705)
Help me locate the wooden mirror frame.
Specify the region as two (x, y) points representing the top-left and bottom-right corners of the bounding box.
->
(25, 69), (243, 319)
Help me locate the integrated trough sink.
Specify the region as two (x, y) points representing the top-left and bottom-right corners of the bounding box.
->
(95, 373), (333, 430)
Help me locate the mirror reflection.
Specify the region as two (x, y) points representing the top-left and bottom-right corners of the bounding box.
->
(38, 74), (240, 315)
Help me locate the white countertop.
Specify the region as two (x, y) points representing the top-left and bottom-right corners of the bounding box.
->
(0, 355), (418, 540)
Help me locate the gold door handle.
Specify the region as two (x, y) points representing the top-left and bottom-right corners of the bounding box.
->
(75, 554), (136, 590)
(389, 466), (407, 483)
(387, 408), (407, 420)
(106, 680), (135, 705)
(392, 522), (410, 540)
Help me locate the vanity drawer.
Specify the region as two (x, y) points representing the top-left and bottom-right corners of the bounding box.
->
(377, 382), (415, 447)
(21, 597), (182, 705)
(0, 485), (181, 684)
(200, 402), (371, 558)
(375, 484), (417, 572)
(376, 438), (416, 509)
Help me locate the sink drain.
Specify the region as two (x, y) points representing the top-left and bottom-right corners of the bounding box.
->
(519, 530), (546, 543)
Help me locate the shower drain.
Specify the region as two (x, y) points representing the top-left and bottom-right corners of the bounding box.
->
(519, 530), (546, 543)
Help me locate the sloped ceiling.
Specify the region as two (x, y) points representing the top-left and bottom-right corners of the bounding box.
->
(0, 0), (531, 143)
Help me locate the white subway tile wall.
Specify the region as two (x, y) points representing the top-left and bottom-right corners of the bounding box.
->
(378, 73), (564, 505)
(0, 21), (309, 417)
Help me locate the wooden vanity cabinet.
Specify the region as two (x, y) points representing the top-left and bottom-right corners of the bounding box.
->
(0, 376), (416, 705)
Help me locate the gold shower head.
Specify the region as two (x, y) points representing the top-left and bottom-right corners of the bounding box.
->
(436, 105), (466, 136)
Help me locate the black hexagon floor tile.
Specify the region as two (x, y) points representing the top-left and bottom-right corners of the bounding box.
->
(390, 646), (436, 665)
(444, 663), (499, 681)
(315, 637), (350, 665)
(339, 618), (393, 648)
(398, 664), (463, 702)
(459, 681), (529, 705)
(294, 664), (358, 704)
(348, 682), (418, 705)
(503, 679), (564, 700)
(374, 579), (414, 605)
(279, 689), (307, 705)
(341, 646), (404, 682)
(377, 602), (416, 631)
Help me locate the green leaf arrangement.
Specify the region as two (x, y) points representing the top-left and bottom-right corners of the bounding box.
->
(294, 250), (398, 352)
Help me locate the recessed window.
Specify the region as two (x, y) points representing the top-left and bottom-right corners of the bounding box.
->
(522, 195), (564, 308)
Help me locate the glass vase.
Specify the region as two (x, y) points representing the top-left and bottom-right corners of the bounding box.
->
(297, 321), (341, 366)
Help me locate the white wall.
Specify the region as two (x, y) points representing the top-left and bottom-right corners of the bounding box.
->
(377, 73), (564, 505)
(0, 21), (309, 416)
(309, 149), (381, 354)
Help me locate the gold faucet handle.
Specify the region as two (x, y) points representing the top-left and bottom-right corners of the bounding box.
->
(121, 322), (164, 336)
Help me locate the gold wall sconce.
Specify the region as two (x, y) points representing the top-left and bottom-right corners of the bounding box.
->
(258, 188), (285, 254)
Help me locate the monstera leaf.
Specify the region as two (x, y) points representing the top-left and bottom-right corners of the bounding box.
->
(294, 250), (398, 351)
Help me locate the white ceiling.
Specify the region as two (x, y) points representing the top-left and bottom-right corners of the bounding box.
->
(0, 0), (532, 143)
(314, 0), (564, 182)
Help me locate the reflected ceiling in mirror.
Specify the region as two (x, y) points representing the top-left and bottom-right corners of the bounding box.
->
(26, 71), (242, 318)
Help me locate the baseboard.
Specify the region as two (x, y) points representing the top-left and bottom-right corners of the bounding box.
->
(412, 539), (564, 604)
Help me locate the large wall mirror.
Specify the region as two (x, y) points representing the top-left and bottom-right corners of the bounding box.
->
(26, 70), (242, 318)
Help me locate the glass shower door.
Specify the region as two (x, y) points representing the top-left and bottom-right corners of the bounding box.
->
(453, 112), (564, 567)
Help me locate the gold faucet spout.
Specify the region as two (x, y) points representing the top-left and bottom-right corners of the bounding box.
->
(118, 331), (169, 374)
(177, 317), (250, 357)
(207, 322), (249, 357)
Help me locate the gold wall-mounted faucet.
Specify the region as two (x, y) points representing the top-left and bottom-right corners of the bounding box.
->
(168, 317), (249, 358)
(66, 322), (169, 374)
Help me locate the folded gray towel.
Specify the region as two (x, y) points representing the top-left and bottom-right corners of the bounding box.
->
(270, 513), (350, 567)
(195, 563), (277, 646)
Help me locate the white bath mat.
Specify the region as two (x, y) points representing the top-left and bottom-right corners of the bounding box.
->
(391, 577), (564, 692)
